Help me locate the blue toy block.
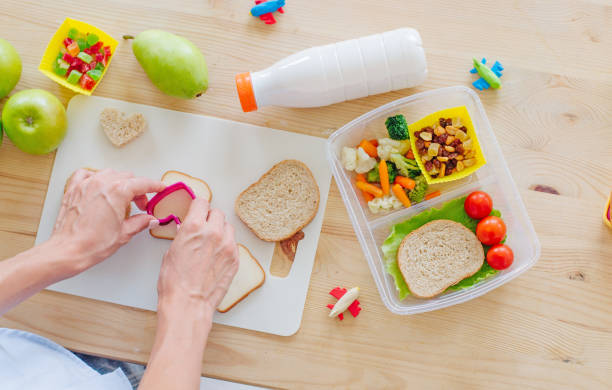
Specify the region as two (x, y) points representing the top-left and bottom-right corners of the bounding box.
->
(472, 78), (490, 91)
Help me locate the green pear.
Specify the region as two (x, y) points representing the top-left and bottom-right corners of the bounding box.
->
(0, 38), (22, 99)
(125, 30), (208, 99)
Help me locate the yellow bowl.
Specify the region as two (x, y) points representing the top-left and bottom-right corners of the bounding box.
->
(39, 18), (118, 95)
(409, 106), (486, 184)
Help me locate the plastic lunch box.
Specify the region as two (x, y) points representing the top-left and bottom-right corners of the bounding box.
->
(326, 86), (541, 315)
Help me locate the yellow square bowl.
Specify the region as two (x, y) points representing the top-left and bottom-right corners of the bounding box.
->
(409, 106), (486, 184)
(39, 18), (118, 95)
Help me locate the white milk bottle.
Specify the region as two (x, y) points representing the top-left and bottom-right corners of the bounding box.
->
(235, 28), (427, 112)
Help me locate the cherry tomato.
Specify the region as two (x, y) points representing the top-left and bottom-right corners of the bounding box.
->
(487, 244), (514, 270)
(476, 216), (506, 245)
(464, 191), (493, 219)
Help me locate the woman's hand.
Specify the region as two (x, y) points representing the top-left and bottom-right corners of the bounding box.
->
(52, 168), (165, 274)
(157, 197), (239, 315)
(140, 199), (239, 390)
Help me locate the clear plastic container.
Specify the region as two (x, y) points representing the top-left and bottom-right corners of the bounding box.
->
(326, 86), (541, 315)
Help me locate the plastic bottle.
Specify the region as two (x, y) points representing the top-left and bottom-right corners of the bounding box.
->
(235, 28), (427, 112)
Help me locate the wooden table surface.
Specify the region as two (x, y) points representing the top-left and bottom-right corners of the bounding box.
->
(1, 0), (611, 388)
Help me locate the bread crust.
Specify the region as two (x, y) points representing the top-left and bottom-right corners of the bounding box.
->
(217, 244), (266, 313)
(397, 219), (484, 299)
(235, 160), (320, 242)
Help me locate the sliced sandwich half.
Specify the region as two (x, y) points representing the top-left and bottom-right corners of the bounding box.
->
(217, 244), (266, 313)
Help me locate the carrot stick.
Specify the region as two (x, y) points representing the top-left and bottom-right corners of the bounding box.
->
(394, 176), (416, 190)
(379, 160), (389, 195)
(356, 181), (383, 197)
(369, 139), (379, 147)
(362, 191), (374, 202)
(356, 173), (373, 201)
(405, 149), (415, 160)
(425, 190), (441, 200)
(359, 139), (378, 158)
(392, 184), (411, 208)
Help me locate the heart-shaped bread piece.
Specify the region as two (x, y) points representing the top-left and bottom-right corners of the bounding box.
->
(100, 108), (147, 148)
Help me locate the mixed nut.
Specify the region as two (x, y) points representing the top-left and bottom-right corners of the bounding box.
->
(414, 117), (477, 178)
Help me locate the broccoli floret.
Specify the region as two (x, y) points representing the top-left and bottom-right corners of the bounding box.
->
(408, 175), (428, 203)
(385, 115), (409, 140)
(366, 161), (397, 184)
(389, 153), (421, 178)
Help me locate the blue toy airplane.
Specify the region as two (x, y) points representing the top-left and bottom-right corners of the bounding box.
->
(470, 58), (504, 91)
(251, 0), (285, 25)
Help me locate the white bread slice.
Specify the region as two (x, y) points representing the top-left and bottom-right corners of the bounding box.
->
(150, 171), (212, 240)
(397, 220), (484, 298)
(100, 108), (147, 148)
(162, 170), (212, 201)
(217, 244), (265, 313)
(235, 160), (319, 242)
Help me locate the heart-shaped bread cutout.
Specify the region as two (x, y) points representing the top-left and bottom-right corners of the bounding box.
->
(100, 108), (147, 148)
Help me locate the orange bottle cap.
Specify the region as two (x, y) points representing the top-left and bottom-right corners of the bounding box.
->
(235, 72), (258, 112)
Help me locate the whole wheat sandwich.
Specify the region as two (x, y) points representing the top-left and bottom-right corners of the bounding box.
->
(397, 220), (484, 298)
(235, 160), (319, 242)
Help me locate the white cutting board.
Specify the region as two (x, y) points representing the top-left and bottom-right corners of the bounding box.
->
(35, 95), (331, 337)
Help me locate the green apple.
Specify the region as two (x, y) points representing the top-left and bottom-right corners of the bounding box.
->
(1, 89), (67, 155)
(0, 38), (22, 99)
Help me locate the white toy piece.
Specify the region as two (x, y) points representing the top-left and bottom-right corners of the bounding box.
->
(328, 287), (361, 318)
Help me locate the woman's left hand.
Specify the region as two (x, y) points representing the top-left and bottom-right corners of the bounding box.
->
(52, 168), (165, 274)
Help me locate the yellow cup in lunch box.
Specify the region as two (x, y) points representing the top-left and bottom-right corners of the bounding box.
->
(39, 18), (118, 95)
(409, 106), (486, 184)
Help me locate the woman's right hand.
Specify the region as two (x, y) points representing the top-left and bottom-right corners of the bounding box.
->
(157, 198), (239, 316)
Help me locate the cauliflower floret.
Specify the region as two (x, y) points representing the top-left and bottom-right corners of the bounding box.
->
(377, 138), (411, 160)
(355, 147), (377, 173)
(367, 193), (403, 214)
(341, 146), (357, 171)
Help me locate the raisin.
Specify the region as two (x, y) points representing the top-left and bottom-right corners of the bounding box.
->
(415, 138), (425, 149)
(424, 161), (434, 171)
(445, 165), (454, 176)
(425, 127), (434, 134)
(438, 118), (446, 126)
(433, 159), (441, 169)
(440, 149), (449, 157)
(438, 133), (448, 144)
(448, 152), (458, 159)
(456, 144), (465, 154)
(419, 147), (427, 156)
(460, 126), (467, 131)
(452, 138), (462, 147)
(414, 131), (421, 139)
(445, 118), (453, 127)
(447, 159), (456, 169)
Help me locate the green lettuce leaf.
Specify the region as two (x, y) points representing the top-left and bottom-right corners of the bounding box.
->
(381, 196), (500, 299)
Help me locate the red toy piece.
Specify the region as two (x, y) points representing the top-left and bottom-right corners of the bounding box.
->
(327, 287), (361, 320)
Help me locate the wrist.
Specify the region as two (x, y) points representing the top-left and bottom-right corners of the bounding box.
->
(44, 235), (90, 278)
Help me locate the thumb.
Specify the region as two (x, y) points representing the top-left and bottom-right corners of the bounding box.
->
(122, 213), (155, 238)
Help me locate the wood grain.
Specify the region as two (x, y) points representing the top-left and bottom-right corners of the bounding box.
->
(1, 0), (611, 388)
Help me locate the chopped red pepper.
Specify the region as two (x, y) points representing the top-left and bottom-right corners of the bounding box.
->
(103, 46), (111, 58)
(63, 37), (74, 48)
(84, 41), (103, 55)
(62, 53), (74, 63)
(79, 74), (96, 90)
